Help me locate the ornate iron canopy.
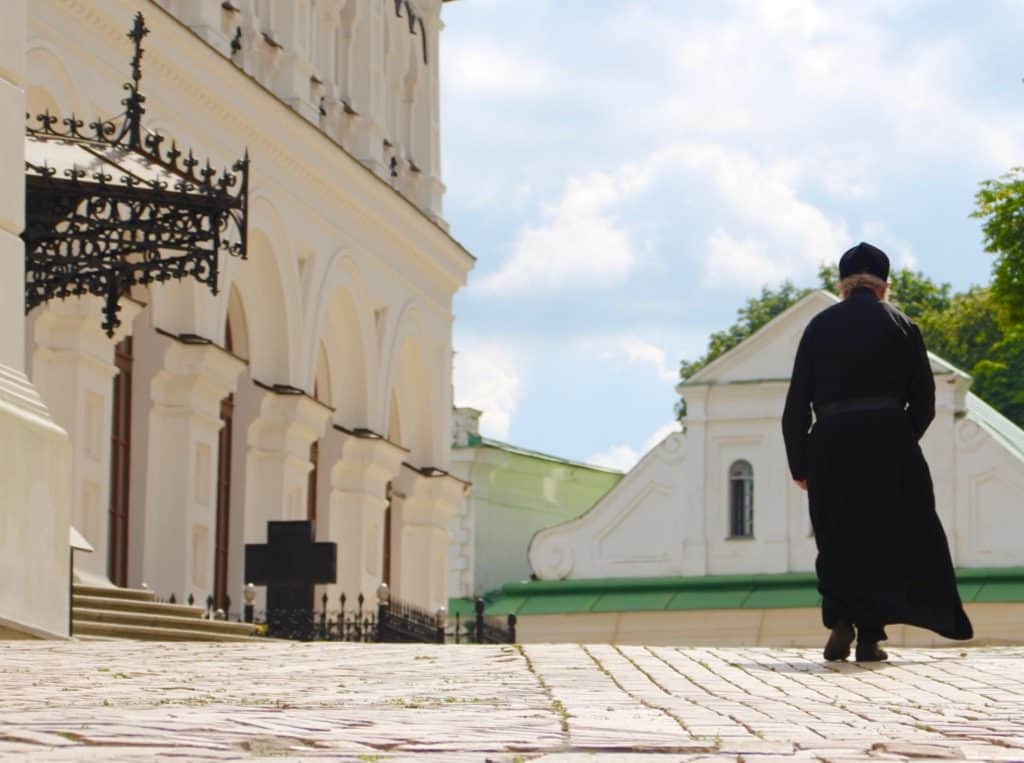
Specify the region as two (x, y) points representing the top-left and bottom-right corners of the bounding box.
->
(23, 13), (249, 336)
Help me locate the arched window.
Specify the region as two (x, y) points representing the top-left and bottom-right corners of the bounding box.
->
(729, 460), (754, 538)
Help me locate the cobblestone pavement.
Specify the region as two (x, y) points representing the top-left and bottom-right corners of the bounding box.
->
(1, 642), (1023, 761)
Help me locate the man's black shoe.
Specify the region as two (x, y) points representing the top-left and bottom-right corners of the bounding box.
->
(855, 643), (889, 662)
(823, 621), (855, 661)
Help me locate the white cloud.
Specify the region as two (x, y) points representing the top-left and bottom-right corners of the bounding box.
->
(473, 170), (644, 296)
(586, 444), (639, 472)
(595, 335), (677, 383)
(444, 42), (551, 97)
(452, 338), (523, 440)
(595, 0), (1022, 207)
(587, 421), (680, 472)
(702, 230), (787, 289)
(610, 142), (850, 286)
(858, 221), (917, 270)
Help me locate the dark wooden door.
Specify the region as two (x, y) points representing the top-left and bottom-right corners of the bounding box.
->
(213, 392), (234, 610)
(307, 440), (319, 523)
(108, 336), (133, 586)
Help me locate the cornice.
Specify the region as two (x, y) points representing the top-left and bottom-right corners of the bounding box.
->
(50, 0), (474, 290)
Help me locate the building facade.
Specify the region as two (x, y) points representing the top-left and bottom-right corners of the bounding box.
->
(447, 407), (623, 600)
(3, 0), (472, 636)
(498, 291), (1024, 645)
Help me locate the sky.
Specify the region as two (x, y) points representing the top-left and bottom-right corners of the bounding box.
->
(440, 0), (1024, 472)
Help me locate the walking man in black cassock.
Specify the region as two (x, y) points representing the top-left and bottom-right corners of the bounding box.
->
(782, 242), (973, 662)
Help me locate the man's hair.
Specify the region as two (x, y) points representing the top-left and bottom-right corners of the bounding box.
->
(838, 272), (889, 300)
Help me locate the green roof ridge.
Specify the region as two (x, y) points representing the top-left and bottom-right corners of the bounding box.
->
(501, 571), (818, 596)
(471, 437), (626, 474)
(447, 567), (1024, 617)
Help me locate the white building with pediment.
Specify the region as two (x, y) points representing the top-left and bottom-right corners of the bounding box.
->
(1, 0), (471, 638)
(523, 291), (1024, 644)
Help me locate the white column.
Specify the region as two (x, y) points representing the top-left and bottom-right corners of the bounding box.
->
(142, 336), (245, 601)
(347, 0), (386, 177)
(30, 297), (142, 584)
(419, 2), (446, 224)
(243, 388), (331, 548)
(321, 428), (405, 603)
(0, 0), (74, 638)
(392, 465), (467, 611)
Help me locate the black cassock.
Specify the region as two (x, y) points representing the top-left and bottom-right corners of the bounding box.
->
(782, 288), (972, 641)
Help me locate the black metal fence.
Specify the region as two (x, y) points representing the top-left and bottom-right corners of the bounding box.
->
(157, 586), (517, 644)
(249, 593), (516, 644)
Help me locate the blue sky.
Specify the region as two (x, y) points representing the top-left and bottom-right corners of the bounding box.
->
(440, 0), (1024, 470)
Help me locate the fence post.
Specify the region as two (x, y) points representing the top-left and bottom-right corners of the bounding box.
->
(243, 583), (255, 624)
(435, 606), (447, 644)
(474, 598), (485, 644)
(454, 611), (461, 644)
(508, 613), (517, 643)
(376, 582), (390, 642)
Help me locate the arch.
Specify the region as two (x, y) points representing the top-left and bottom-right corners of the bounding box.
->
(383, 301), (437, 465)
(214, 196), (302, 384)
(303, 252), (375, 427)
(728, 460), (754, 538)
(26, 43), (85, 119)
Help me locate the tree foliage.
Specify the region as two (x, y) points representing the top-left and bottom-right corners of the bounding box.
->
(919, 287), (1024, 425)
(973, 167), (1024, 325)
(676, 270), (1022, 428)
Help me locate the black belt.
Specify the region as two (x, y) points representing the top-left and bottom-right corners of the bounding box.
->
(815, 396), (904, 419)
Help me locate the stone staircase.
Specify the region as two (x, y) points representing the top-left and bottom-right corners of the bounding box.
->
(72, 584), (259, 641)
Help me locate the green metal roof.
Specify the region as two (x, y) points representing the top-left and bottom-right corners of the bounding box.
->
(453, 435), (626, 475)
(449, 568), (1024, 617)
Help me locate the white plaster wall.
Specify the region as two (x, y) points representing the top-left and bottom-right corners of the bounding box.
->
(153, 0), (446, 223)
(954, 405), (1024, 568)
(0, 0), (73, 638)
(531, 291), (1024, 582)
(20, 0), (472, 611)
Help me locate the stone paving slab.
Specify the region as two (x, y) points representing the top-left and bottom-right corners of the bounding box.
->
(1, 642), (1023, 760)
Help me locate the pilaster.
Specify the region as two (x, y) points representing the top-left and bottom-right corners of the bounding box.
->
(322, 427), (406, 602)
(30, 297), (141, 584)
(0, 0), (73, 638)
(243, 387), (331, 546)
(392, 464), (468, 611)
(141, 335), (245, 601)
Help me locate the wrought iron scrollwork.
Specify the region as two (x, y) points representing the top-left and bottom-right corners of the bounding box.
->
(22, 12), (249, 336)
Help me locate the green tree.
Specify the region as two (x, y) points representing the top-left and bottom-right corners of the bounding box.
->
(918, 287), (1023, 426)
(676, 272), (1021, 428)
(821, 263), (953, 318)
(675, 280), (810, 418)
(917, 287), (1004, 374)
(972, 329), (1024, 426)
(973, 167), (1024, 325)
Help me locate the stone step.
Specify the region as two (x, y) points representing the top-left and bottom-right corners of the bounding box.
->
(72, 594), (206, 619)
(73, 607), (258, 637)
(72, 584), (155, 602)
(73, 634), (121, 642)
(71, 619), (259, 642)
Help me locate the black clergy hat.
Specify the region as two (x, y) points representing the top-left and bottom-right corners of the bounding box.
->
(839, 242), (890, 281)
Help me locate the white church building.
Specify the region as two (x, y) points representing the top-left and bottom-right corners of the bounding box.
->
(513, 291), (1024, 645)
(1, 0), (471, 639)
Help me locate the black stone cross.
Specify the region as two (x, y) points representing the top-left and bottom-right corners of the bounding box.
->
(245, 520), (336, 638)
